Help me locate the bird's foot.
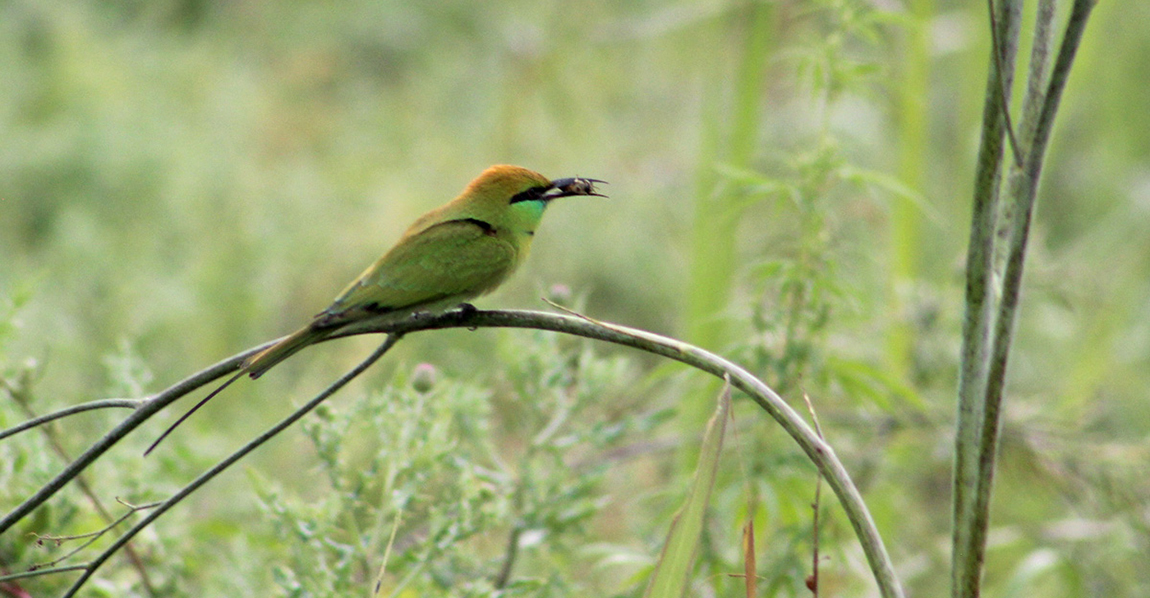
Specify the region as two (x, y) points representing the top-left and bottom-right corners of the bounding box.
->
(457, 303), (479, 330)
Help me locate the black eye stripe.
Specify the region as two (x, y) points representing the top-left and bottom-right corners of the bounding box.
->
(509, 186), (548, 204)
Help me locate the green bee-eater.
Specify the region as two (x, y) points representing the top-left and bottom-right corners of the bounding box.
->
(246, 164), (605, 377)
(147, 165), (604, 453)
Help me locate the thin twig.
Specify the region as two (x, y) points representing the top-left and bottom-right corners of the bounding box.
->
(723, 374), (759, 597)
(802, 392), (826, 598)
(24, 501), (161, 572)
(4, 381), (158, 595)
(494, 449), (530, 589)
(495, 360), (578, 589)
(0, 342), (272, 537)
(372, 505), (404, 597)
(0, 398), (142, 441)
(0, 564), (88, 584)
(493, 524), (521, 589)
(986, 0), (1024, 167)
(61, 335), (402, 597)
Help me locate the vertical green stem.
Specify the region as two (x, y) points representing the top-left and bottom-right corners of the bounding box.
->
(951, 0), (1020, 595)
(952, 1), (1095, 596)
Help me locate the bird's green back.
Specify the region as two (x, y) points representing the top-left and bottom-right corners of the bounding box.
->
(323, 165), (555, 321)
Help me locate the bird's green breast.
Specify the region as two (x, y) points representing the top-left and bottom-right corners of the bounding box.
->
(507, 199), (548, 234)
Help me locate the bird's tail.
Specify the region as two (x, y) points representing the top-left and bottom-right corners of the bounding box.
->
(244, 324), (328, 379)
(144, 323), (329, 455)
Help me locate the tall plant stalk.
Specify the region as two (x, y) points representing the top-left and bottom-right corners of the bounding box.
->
(952, 1), (1096, 596)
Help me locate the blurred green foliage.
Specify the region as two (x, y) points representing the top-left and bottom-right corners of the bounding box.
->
(2, 0), (1148, 596)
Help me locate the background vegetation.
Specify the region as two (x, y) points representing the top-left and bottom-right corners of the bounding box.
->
(1, 0), (1147, 595)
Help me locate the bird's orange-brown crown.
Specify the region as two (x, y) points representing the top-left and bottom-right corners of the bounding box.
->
(460, 165), (552, 199)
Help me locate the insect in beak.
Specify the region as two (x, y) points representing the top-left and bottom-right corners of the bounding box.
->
(546, 177), (608, 199)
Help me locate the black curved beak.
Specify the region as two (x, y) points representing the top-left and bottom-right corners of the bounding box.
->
(545, 177), (608, 199)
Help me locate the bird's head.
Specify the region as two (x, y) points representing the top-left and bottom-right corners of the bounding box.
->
(452, 165), (606, 230)
(464, 164), (606, 205)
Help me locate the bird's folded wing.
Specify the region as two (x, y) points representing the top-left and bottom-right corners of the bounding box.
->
(325, 218), (518, 317)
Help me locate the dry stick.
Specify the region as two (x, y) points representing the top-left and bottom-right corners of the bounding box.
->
(0, 564), (88, 584)
(24, 501), (162, 573)
(494, 394), (569, 587)
(0, 398), (142, 442)
(494, 333), (581, 588)
(721, 375), (759, 597)
(493, 516), (522, 589)
(802, 392), (826, 598)
(61, 335), (402, 597)
(5, 382), (158, 595)
(493, 450), (533, 588)
(373, 505), (405, 596)
(0, 342), (272, 537)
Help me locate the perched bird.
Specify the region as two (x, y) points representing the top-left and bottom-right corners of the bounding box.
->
(246, 165), (605, 377)
(146, 165), (605, 454)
